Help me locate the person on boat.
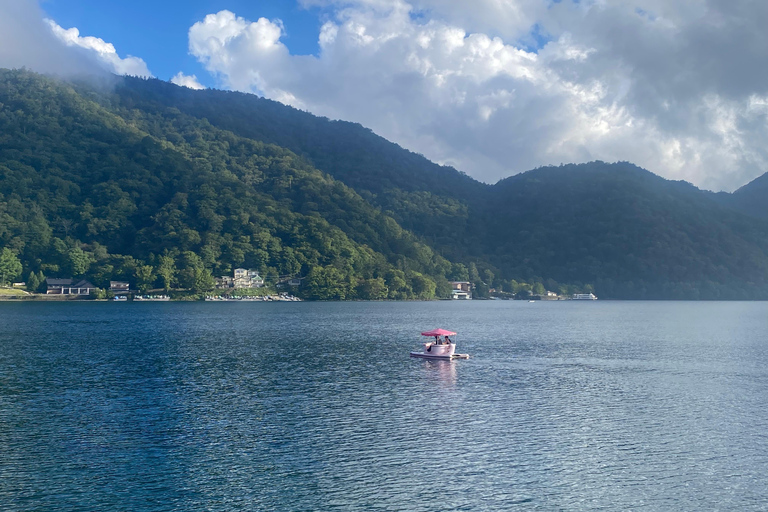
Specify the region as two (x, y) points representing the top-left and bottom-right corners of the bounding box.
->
(435, 335), (441, 345)
(444, 335), (451, 344)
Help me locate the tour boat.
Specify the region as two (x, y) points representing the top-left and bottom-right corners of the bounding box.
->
(410, 328), (470, 360)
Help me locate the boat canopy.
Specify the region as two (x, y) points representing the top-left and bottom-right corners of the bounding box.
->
(421, 328), (457, 337)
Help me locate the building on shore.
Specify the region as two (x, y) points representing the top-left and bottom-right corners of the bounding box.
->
(110, 281), (130, 296)
(218, 269), (265, 289)
(46, 278), (96, 295)
(450, 281), (472, 300)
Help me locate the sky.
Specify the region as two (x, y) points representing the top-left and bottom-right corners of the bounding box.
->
(3, 0), (768, 192)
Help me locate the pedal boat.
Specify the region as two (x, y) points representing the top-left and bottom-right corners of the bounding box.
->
(410, 328), (470, 360)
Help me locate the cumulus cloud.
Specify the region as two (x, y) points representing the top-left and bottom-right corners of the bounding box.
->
(47, 20), (152, 77)
(0, 0), (99, 76)
(171, 72), (205, 90)
(0, 0), (151, 79)
(186, 1), (768, 192)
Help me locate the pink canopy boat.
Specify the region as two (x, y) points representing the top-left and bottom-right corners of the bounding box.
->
(410, 328), (470, 360)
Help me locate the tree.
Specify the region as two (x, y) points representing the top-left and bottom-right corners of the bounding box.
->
(0, 249), (22, 285)
(134, 265), (155, 293)
(474, 281), (489, 298)
(483, 269), (495, 288)
(450, 263), (469, 282)
(156, 254), (176, 291)
(434, 276), (453, 299)
(357, 278), (388, 300)
(409, 272), (436, 299)
(26, 271), (40, 292)
(468, 262), (481, 284)
(177, 251), (205, 290)
(384, 269), (410, 299)
(193, 267), (215, 293)
(303, 266), (350, 300)
(67, 247), (92, 277)
(35, 271), (46, 293)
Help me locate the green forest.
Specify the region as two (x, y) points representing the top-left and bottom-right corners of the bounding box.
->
(2, 68), (768, 299)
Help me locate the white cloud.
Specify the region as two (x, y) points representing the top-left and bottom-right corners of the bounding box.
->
(46, 20), (152, 78)
(185, 1), (768, 191)
(171, 72), (205, 90)
(0, 0), (100, 76)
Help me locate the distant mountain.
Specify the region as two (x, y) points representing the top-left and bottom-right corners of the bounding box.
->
(2, 68), (768, 299)
(472, 162), (768, 299)
(728, 172), (768, 221)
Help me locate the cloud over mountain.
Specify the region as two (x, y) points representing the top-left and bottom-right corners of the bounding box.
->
(0, 0), (96, 76)
(171, 72), (205, 90)
(47, 20), (152, 78)
(0, 0), (151, 79)
(188, 0), (768, 191)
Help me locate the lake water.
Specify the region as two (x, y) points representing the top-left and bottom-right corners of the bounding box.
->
(1, 300), (768, 510)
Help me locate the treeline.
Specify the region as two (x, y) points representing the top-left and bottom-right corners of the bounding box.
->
(5, 69), (768, 299)
(110, 76), (768, 299)
(2, 69), (560, 300)
(0, 69), (461, 299)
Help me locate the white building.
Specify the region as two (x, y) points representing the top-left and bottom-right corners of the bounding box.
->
(450, 281), (472, 300)
(230, 268), (265, 289)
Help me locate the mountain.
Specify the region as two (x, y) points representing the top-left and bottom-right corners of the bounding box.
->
(0, 69), (452, 299)
(2, 68), (768, 299)
(728, 172), (768, 221)
(472, 162), (768, 299)
(110, 77), (487, 254)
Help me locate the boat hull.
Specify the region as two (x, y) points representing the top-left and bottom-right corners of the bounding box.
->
(410, 351), (470, 360)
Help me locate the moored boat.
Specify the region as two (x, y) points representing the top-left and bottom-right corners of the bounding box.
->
(410, 328), (469, 360)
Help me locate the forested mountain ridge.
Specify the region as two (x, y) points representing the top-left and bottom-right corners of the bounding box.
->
(722, 172), (768, 221)
(2, 68), (768, 299)
(111, 77), (487, 254)
(474, 163), (768, 298)
(0, 68), (455, 299)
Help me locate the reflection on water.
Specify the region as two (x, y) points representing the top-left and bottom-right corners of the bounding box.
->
(421, 359), (458, 386)
(1, 300), (768, 510)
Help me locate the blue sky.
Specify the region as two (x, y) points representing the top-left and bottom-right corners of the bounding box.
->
(40, 0), (325, 86)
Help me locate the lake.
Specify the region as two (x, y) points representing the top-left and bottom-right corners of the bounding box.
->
(1, 300), (768, 510)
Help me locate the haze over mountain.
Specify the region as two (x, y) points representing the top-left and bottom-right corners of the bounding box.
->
(2, 68), (768, 299)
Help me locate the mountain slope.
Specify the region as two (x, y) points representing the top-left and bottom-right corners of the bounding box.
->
(474, 162), (768, 298)
(728, 172), (768, 221)
(110, 77), (768, 298)
(110, 77), (486, 251)
(0, 69), (451, 298)
(3, 69), (768, 299)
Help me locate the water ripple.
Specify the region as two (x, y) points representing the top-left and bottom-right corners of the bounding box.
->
(1, 301), (768, 510)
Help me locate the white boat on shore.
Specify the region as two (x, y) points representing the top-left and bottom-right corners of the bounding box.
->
(410, 328), (470, 360)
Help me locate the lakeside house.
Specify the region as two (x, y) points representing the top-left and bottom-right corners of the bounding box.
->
(217, 268), (265, 289)
(450, 281), (472, 300)
(110, 281), (130, 295)
(277, 277), (303, 289)
(248, 270), (265, 287)
(46, 278), (96, 295)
